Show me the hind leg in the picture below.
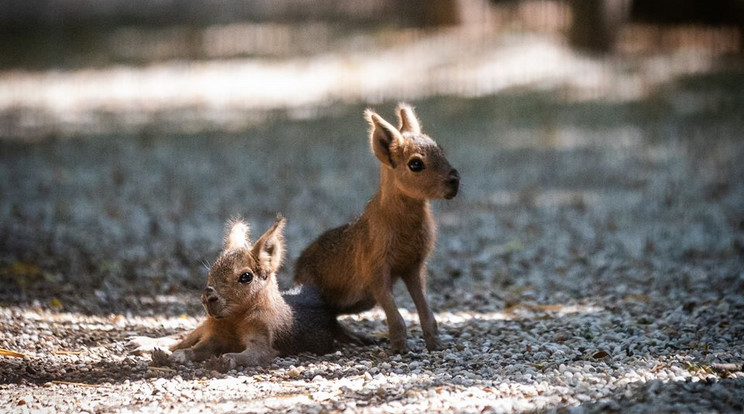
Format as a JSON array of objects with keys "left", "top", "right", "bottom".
[
  {"left": 335, "top": 322, "right": 377, "bottom": 346},
  {"left": 332, "top": 293, "right": 378, "bottom": 346}
]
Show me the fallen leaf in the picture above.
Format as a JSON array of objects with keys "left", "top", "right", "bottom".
[
  {"left": 498, "top": 239, "right": 525, "bottom": 254},
  {"left": 148, "top": 366, "right": 176, "bottom": 373},
  {"left": 710, "top": 363, "right": 743, "bottom": 374},
  {"left": 51, "top": 380, "right": 99, "bottom": 388},
  {"left": 0, "top": 262, "right": 50, "bottom": 290},
  {"left": 51, "top": 350, "right": 82, "bottom": 356},
  {"left": 592, "top": 350, "right": 610, "bottom": 359},
  {"left": 504, "top": 303, "right": 565, "bottom": 314},
  {"left": 0, "top": 262, "right": 42, "bottom": 277},
  {"left": 271, "top": 392, "right": 304, "bottom": 400},
  {"left": 0, "top": 348, "right": 26, "bottom": 358}
]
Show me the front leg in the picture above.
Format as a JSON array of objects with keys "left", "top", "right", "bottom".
[
  {"left": 222, "top": 347, "right": 276, "bottom": 368},
  {"left": 222, "top": 329, "right": 276, "bottom": 367},
  {"left": 168, "top": 324, "right": 229, "bottom": 363},
  {"left": 127, "top": 320, "right": 207, "bottom": 356},
  {"left": 370, "top": 266, "right": 408, "bottom": 353},
  {"left": 402, "top": 264, "right": 441, "bottom": 351},
  {"left": 126, "top": 334, "right": 182, "bottom": 355},
  {"left": 169, "top": 323, "right": 207, "bottom": 351}
]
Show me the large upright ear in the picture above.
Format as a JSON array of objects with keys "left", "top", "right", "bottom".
[
  {"left": 252, "top": 215, "right": 286, "bottom": 274},
  {"left": 365, "top": 109, "right": 403, "bottom": 168},
  {"left": 225, "top": 219, "right": 251, "bottom": 250},
  {"left": 396, "top": 103, "right": 421, "bottom": 134}
]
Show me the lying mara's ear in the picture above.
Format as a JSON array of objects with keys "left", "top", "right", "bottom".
[
  {"left": 252, "top": 215, "right": 286, "bottom": 274},
  {"left": 396, "top": 103, "right": 421, "bottom": 134},
  {"left": 225, "top": 219, "right": 251, "bottom": 250},
  {"left": 365, "top": 109, "right": 402, "bottom": 168}
]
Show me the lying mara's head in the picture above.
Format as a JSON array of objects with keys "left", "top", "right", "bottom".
[
  {"left": 366, "top": 103, "right": 460, "bottom": 200},
  {"left": 201, "top": 216, "right": 285, "bottom": 320}
]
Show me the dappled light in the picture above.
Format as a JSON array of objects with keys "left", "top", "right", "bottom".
[
  {"left": 2, "top": 294, "right": 740, "bottom": 411},
  {"left": 1, "top": 0, "right": 743, "bottom": 412}
]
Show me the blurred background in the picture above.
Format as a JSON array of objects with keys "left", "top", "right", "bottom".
[
  {"left": 1, "top": 0, "right": 743, "bottom": 313},
  {"left": 1, "top": 0, "right": 742, "bottom": 138}
]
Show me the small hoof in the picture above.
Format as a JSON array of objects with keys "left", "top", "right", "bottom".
[
  {"left": 352, "top": 332, "right": 378, "bottom": 346},
  {"left": 425, "top": 339, "right": 443, "bottom": 352},
  {"left": 220, "top": 354, "right": 240, "bottom": 369},
  {"left": 390, "top": 341, "right": 409, "bottom": 354},
  {"left": 337, "top": 325, "right": 378, "bottom": 347},
  {"left": 151, "top": 348, "right": 173, "bottom": 366}
]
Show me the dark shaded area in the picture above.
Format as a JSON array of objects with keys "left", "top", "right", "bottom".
[
  {"left": 632, "top": 0, "right": 744, "bottom": 25},
  {"left": 0, "top": 0, "right": 480, "bottom": 70},
  {"left": 3, "top": 0, "right": 742, "bottom": 70},
  {"left": 579, "top": 378, "right": 744, "bottom": 412}
]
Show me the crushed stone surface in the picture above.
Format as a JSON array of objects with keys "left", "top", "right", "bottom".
[{"left": 1, "top": 90, "right": 743, "bottom": 413}]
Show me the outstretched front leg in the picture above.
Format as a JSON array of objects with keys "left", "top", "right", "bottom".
[
  {"left": 136, "top": 324, "right": 229, "bottom": 364},
  {"left": 221, "top": 327, "right": 276, "bottom": 367},
  {"left": 126, "top": 334, "right": 182, "bottom": 355},
  {"left": 169, "top": 324, "right": 207, "bottom": 351},
  {"left": 126, "top": 323, "right": 206, "bottom": 355}
]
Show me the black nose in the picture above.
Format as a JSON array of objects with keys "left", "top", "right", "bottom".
[
  {"left": 447, "top": 169, "right": 460, "bottom": 187},
  {"left": 203, "top": 286, "right": 218, "bottom": 302}
]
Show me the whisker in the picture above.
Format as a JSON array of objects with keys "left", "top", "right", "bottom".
[{"left": 200, "top": 259, "right": 211, "bottom": 271}]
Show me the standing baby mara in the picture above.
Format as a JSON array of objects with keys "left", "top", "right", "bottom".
[{"left": 295, "top": 103, "right": 460, "bottom": 353}]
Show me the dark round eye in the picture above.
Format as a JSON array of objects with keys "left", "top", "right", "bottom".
[
  {"left": 407, "top": 157, "right": 425, "bottom": 172},
  {"left": 238, "top": 272, "right": 253, "bottom": 284}
]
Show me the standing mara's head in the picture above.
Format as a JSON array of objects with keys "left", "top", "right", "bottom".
[
  {"left": 365, "top": 103, "right": 460, "bottom": 200},
  {"left": 201, "top": 216, "right": 286, "bottom": 320}
]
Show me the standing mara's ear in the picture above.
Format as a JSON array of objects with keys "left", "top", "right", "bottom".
[
  {"left": 251, "top": 215, "right": 286, "bottom": 274},
  {"left": 225, "top": 219, "right": 251, "bottom": 250},
  {"left": 396, "top": 103, "right": 421, "bottom": 134},
  {"left": 365, "top": 109, "right": 403, "bottom": 168}
]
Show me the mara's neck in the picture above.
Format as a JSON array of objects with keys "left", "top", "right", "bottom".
[
  {"left": 367, "top": 167, "right": 429, "bottom": 222},
  {"left": 259, "top": 279, "right": 292, "bottom": 332}
]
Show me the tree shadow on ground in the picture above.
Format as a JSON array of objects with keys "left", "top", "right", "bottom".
[{"left": 573, "top": 377, "right": 744, "bottom": 413}]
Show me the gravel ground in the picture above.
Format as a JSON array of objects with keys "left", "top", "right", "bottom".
[{"left": 1, "top": 74, "right": 744, "bottom": 412}]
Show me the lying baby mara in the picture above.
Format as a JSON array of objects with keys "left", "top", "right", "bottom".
[{"left": 129, "top": 217, "right": 356, "bottom": 367}]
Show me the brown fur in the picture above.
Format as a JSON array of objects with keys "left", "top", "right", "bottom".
[
  {"left": 168, "top": 217, "right": 291, "bottom": 366},
  {"left": 295, "top": 103, "right": 460, "bottom": 353},
  {"left": 130, "top": 216, "right": 345, "bottom": 367}
]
